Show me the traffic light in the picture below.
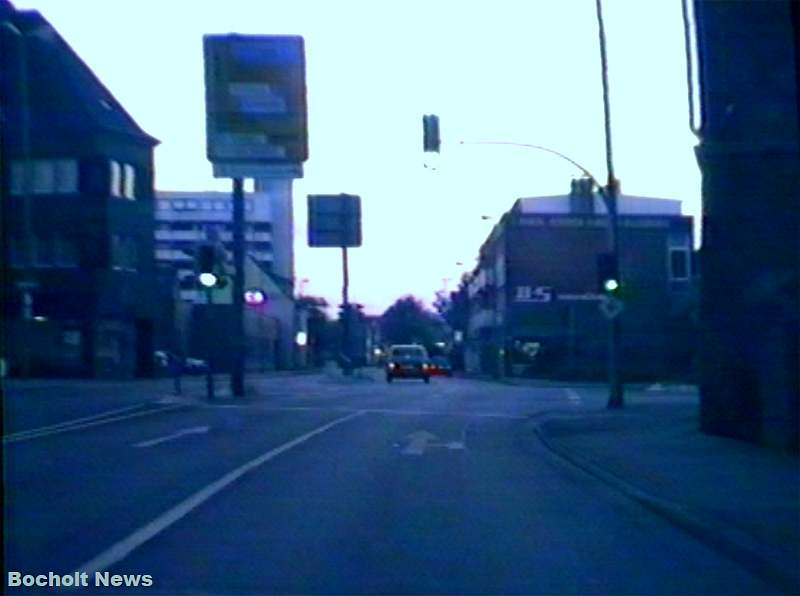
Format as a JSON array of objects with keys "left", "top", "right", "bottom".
[
  {"left": 196, "top": 245, "right": 218, "bottom": 287},
  {"left": 244, "top": 288, "right": 267, "bottom": 306},
  {"left": 195, "top": 244, "right": 229, "bottom": 289},
  {"left": 423, "top": 114, "right": 440, "bottom": 153},
  {"left": 596, "top": 252, "right": 620, "bottom": 294}
]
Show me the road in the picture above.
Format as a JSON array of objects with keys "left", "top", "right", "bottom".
[{"left": 3, "top": 372, "right": 773, "bottom": 595}]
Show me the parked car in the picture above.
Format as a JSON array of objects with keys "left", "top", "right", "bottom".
[
  {"left": 428, "top": 356, "right": 453, "bottom": 377},
  {"left": 153, "top": 350, "right": 170, "bottom": 370},
  {"left": 385, "top": 344, "right": 431, "bottom": 383},
  {"left": 184, "top": 358, "right": 209, "bottom": 374}
]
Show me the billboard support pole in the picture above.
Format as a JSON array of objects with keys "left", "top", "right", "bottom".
[
  {"left": 231, "top": 177, "right": 245, "bottom": 397},
  {"left": 341, "top": 245, "right": 352, "bottom": 376}
]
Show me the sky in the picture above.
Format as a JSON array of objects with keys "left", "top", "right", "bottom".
[{"left": 14, "top": 0, "right": 702, "bottom": 316}]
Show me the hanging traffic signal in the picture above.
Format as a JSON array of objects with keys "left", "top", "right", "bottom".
[
  {"left": 596, "top": 252, "right": 620, "bottom": 294},
  {"left": 423, "top": 114, "right": 440, "bottom": 152}
]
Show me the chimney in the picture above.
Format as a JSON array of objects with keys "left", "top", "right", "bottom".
[{"left": 569, "top": 177, "right": 595, "bottom": 214}]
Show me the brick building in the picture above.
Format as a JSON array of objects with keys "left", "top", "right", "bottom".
[
  {"left": 465, "top": 179, "right": 696, "bottom": 381},
  {"left": 1, "top": 1, "right": 162, "bottom": 378}
]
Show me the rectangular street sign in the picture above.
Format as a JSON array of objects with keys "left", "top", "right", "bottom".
[
  {"left": 204, "top": 35, "right": 308, "bottom": 174},
  {"left": 308, "top": 194, "right": 362, "bottom": 247}
]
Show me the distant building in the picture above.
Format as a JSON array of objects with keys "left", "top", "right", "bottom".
[
  {"left": 154, "top": 185, "right": 298, "bottom": 370},
  {"left": 155, "top": 191, "right": 276, "bottom": 299},
  {"left": 465, "top": 179, "right": 697, "bottom": 381},
  {"left": 0, "top": 1, "right": 162, "bottom": 378}
]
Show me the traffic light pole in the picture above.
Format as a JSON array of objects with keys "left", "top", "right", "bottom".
[
  {"left": 603, "top": 179, "right": 623, "bottom": 408},
  {"left": 596, "top": 0, "right": 624, "bottom": 408},
  {"left": 341, "top": 246, "right": 352, "bottom": 376},
  {"left": 205, "top": 288, "right": 216, "bottom": 401},
  {"left": 231, "top": 177, "right": 245, "bottom": 397}
]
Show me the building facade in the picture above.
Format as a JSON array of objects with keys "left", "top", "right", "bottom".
[
  {"left": 692, "top": 0, "right": 799, "bottom": 449},
  {"left": 465, "top": 180, "right": 697, "bottom": 381},
  {"left": 1, "top": 2, "right": 162, "bottom": 378}
]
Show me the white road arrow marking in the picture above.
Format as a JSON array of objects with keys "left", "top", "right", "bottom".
[
  {"left": 402, "top": 430, "right": 438, "bottom": 455},
  {"left": 133, "top": 426, "right": 210, "bottom": 448},
  {"left": 401, "top": 430, "right": 465, "bottom": 456}
]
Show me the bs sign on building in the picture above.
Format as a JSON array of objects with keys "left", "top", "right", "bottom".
[{"left": 203, "top": 35, "right": 308, "bottom": 178}]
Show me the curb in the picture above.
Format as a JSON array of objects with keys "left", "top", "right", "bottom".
[{"left": 532, "top": 418, "right": 800, "bottom": 595}]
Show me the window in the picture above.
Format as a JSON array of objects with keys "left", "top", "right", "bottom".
[
  {"left": 10, "top": 162, "right": 24, "bottom": 195},
  {"left": 157, "top": 200, "right": 169, "bottom": 210},
  {"left": 55, "top": 237, "right": 79, "bottom": 267},
  {"left": 10, "top": 159, "right": 78, "bottom": 195},
  {"left": 34, "top": 235, "right": 56, "bottom": 267},
  {"left": 668, "top": 231, "right": 691, "bottom": 281},
  {"left": 185, "top": 199, "right": 198, "bottom": 209},
  {"left": 173, "top": 200, "right": 186, "bottom": 209},
  {"left": 32, "top": 161, "right": 56, "bottom": 194},
  {"left": 213, "top": 200, "right": 227, "bottom": 211},
  {"left": 109, "top": 160, "right": 122, "bottom": 196},
  {"left": 8, "top": 235, "right": 23, "bottom": 266},
  {"left": 123, "top": 164, "right": 135, "bottom": 199},
  {"left": 670, "top": 249, "right": 690, "bottom": 280},
  {"left": 111, "top": 235, "right": 138, "bottom": 271}
]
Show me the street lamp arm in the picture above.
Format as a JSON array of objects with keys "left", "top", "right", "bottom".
[{"left": 458, "top": 140, "right": 610, "bottom": 203}]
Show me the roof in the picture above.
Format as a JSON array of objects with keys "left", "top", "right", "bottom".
[
  {"left": 0, "top": 1, "right": 158, "bottom": 146},
  {"left": 515, "top": 194, "right": 683, "bottom": 216}
]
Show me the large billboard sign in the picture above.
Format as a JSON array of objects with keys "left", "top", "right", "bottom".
[
  {"left": 203, "top": 35, "right": 308, "bottom": 174},
  {"left": 308, "top": 194, "right": 362, "bottom": 247}
]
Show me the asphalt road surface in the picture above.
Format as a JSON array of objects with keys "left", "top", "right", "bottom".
[{"left": 3, "top": 373, "right": 774, "bottom": 595}]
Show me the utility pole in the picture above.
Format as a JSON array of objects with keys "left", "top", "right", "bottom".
[
  {"left": 595, "top": 0, "right": 624, "bottom": 408},
  {"left": 231, "top": 177, "right": 245, "bottom": 397}
]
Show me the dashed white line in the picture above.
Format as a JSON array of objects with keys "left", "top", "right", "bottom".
[
  {"left": 74, "top": 410, "right": 366, "bottom": 576},
  {"left": 133, "top": 426, "right": 211, "bottom": 448}
]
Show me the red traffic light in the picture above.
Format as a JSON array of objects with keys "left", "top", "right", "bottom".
[{"left": 244, "top": 289, "right": 267, "bottom": 306}]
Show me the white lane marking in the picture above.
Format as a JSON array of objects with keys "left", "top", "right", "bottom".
[
  {"left": 401, "top": 430, "right": 466, "bottom": 456},
  {"left": 3, "top": 404, "right": 185, "bottom": 444},
  {"left": 247, "top": 405, "right": 527, "bottom": 419},
  {"left": 564, "top": 388, "right": 583, "bottom": 404},
  {"left": 3, "top": 404, "right": 146, "bottom": 441},
  {"left": 74, "top": 410, "right": 366, "bottom": 576},
  {"left": 133, "top": 426, "right": 210, "bottom": 448},
  {"left": 402, "top": 430, "right": 438, "bottom": 455}
]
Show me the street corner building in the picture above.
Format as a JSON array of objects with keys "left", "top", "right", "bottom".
[
  {"left": 462, "top": 179, "right": 697, "bottom": 382},
  {"left": 0, "top": 1, "right": 162, "bottom": 378}
]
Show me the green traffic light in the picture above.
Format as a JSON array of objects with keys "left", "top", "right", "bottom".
[
  {"left": 198, "top": 272, "right": 218, "bottom": 288},
  {"left": 604, "top": 279, "right": 620, "bottom": 292}
]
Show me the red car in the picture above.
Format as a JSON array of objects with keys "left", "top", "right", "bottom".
[{"left": 427, "top": 356, "right": 453, "bottom": 377}]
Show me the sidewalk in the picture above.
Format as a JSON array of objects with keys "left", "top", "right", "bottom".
[{"left": 533, "top": 395, "right": 800, "bottom": 594}]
